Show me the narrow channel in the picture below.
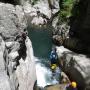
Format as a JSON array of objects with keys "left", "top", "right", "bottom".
[{"left": 28, "top": 26, "right": 61, "bottom": 89}]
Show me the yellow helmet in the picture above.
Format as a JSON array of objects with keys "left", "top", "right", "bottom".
[
  {"left": 51, "top": 66, "right": 55, "bottom": 70},
  {"left": 51, "top": 64, "right": 57, "bottom": 70},
  {"left": 71, "top": 81, "right": 77, "bottom": 88}
]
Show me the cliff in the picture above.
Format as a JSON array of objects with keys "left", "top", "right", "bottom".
[
  {"left": 66, "top": 0, "right": 90, "bottom": 54},
  {"left": 56, "top": 46, "right": 90, "bottom": 90},
  {"left": 0, "top": 2, "right": 36, "bottom": 90}
]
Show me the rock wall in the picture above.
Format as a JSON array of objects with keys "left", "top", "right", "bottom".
[
  {"left": 19, "top": 0, "right": 60, "bottom": 26},
  {"left": 0, "top": 0, "right": 17, "bottom": 5},
  {"left": 68, "top": 0, "right": 90, "bottom": 53},
  {"left": 0, "top": 2, "right": 36, "bottom": 90},
  {"left": 56, "top": 46, "right": 90, "bottom": 90}
]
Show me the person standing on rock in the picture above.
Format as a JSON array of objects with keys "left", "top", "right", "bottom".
[{"left": 50, "top": 47, "right": 58, "bottom": 70}]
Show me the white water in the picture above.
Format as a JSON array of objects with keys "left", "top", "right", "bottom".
[
  {"left": 28, "top": 27, "right": 61, "bottom": 88},
  {"left": 35, "top": 57, "right": 61, "bottom": 88}
]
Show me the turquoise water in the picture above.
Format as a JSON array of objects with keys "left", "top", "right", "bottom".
[
  {"left": 28, "top": 26, "right": 60, "bottom": 88},
  {"left": 28, "top": 26, "right": 52, "bottom": 58}
]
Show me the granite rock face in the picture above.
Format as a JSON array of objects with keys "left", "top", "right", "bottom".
[
  {"left": 0, "top": 3, "right": 27, "bottom": 41},
  {"left": 0, "top": 2, "right": 36, "bottom": 90},
  {"left": 20, "top": 0, "right": 60, "bottom": 26},
  {"left": 56, "top": 46, "right": 90, "bottom": 90}
]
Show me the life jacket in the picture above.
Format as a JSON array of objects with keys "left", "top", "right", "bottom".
[{"left": 50, "top": 51, "right": 57, "bottom": 60}]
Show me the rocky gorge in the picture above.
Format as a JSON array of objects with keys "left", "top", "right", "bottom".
[{"left": 0, "top": 0, "right": 90, "bottom": 90}]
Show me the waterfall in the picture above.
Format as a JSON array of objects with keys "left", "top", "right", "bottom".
[
  {"left": 28, "top": 27, "right": 61, "bottom": 89},
  {"left": 35, "top": 57, "right": 60, "bottom": 88}
]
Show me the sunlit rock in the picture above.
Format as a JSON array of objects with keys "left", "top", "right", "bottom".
[
  {"left": 8, "top": 51, "right": 19, "bottom": 60},
  {"left": 50, "top": 0, "right": 60, "bottom": 14},
  {"left": 5, "top": 42, "right": 14, "bottom": 48},
  {"left": 22, "top": 0, "right": 60, "bottom": 26},
  {"left": 31, "top": 16, "right": 47, "bottom": 25},
  {"left": 16, "top": 37, "right": 36, "bottom": 90},
  {"left": 0, "top": 2, "right": 36, "bottom": 90}
]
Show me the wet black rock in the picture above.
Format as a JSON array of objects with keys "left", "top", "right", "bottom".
[
  {"left": 69, "top": 0, "right": 90, "bottom": 54},
  {"left": 52, "top": 35, "right": 63, "bottom": 46},
  {"left": 0, "top": 0, "right": 17, "bottom": 5}
]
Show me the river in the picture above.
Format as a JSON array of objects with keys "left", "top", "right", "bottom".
[{"left": 28, "top": 26, "right": 60, "bottom": 89}]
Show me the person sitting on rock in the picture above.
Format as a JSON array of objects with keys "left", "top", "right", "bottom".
[{"left": 66, "top": 81, "right": 77, "bottom": 90}]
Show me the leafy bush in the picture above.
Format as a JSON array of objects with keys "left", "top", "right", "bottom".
[{"left": 59, "top": 0, "right": 76, "bottom": 22}]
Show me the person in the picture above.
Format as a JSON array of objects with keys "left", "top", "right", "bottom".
[
  {"left": 66, "top": 81, "right": 77, "bottom": 90},
  {"left": 50, "top": 47, "right": 58, "bottom": 70},
  {"left": 71, "top": 82, "right": 77, "bottom": 90}
]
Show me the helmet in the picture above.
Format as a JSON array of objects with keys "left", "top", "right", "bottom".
[
  {"left": 71, "top": 81, "right": 77, "bottom": 88},
  {"left": 51, "top": 66, "right": 55, "bottom": 70},
  {"left": 51, "top": 64, "right": 57, "bottom": 70}
]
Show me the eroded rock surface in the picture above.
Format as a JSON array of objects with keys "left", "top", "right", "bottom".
[
  {"left": 0, "top": 2, "right": 36, "bottom": 90},
  {"left": 67, "top": 0, "right": 90, "bottom": 53},
  {"left": 56, "top": 46, "right": 90, "bottom": 90},
  {"left": 20, "top": 0, "right": 60, "bottom": 26}
]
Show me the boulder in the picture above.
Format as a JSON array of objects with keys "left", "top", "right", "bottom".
[
  {"left": 56, "top": 46, "right": 90, "bottom": 89},
  {"left": 52, "top": 35, "right": 63, "bottom": 46},
  {"left": 23, "top": 0, "right": 51, "bottom": 26},
  {"left": 22, "top": 0, "right": 60, "bottom": 26},
  {"left": 49, "top": 0, "right": 60, "bottom": 14},
  {"left": 0, "top": 3, "right": 27, "bottom": 41},
  {"left": 16, "top": 37, "right": 36, "bottom": 90},
  {"left": 45, "top": 84, "right": 67, "bottom": 90}
]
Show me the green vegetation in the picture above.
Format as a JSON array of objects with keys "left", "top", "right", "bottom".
[
  {"left": 59, "top": 0, "right": 76, "bottom": 22},
  {"left": 32, "top": 0, "right": 38, "bottom": 5}
]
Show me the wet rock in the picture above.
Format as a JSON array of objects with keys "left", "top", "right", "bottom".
[
  {"left": 63, "top": 38, "right": 87, "bottom": 53},
  {"left": 16, "top": 37, "right": 36, "bottom": 90},
  {"left": 69, "top": 0, "right": 90, "bottom": 53},
  {"left": 49, "top": 0, "right": 60, "bottom": 14},
  {"left": 45, "top": 84, "right": 67, "bottom": 90},
  {"left": 52, "top": 35, "right": 63, "bottom": 46},
  {"left": 8, "top": 51, "right": 19, "bottom": 60},
  {"left": 0, "top": 3, "right": 27, "bottom": 41},
  {"left": 61, "top": 72, "right": 70, "bottom": 84},
  {"left": 5, "top": 42, "right": 14, "bottom": 48},
  {"left": 0, "top": 38, "right": 11, "bottom": 90},
  {"left": 22, "top": 0, "right": 50, "bottom": 26},
  {"left": 52, "top": 16, "right": 59, "bottom": 30},
  {"left": 52, "top": 24, "right": 70, "bottom": 46},
  {"left": 21, "top": 0, "right": 60, "bottom": 26},
  {"left": 0, "top": 72, "right": 11, "bottom": 90},
  {"left": 0, "top": 2, "right": 36, "bottom": 90},
  {"left": 0, "top": 0, "right": 17, "bottom": 5},
  {"left": 52, "top": 16, "right": 70, "bottom": 46},
  {"left": 56, "top": 46, "right": 90, "bottom": 89},
  {"left": 31, "top": 16, "right": 47, "bottom": 25}
]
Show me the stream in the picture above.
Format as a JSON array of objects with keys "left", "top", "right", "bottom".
[{"left": 28, "top": 26, "right": 61, "bottom": 89}]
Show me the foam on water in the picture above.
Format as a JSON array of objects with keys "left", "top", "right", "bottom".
[{"left": 35, "top": 57, "right": 60, "bottom": 88}]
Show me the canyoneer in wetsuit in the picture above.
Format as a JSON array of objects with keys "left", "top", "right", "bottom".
[
  {"left": 50, "top": 47, "right": 58, "bottom": 71},
  {"left": 66, "top": 81, "right": 78, "bottom": 90}
]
